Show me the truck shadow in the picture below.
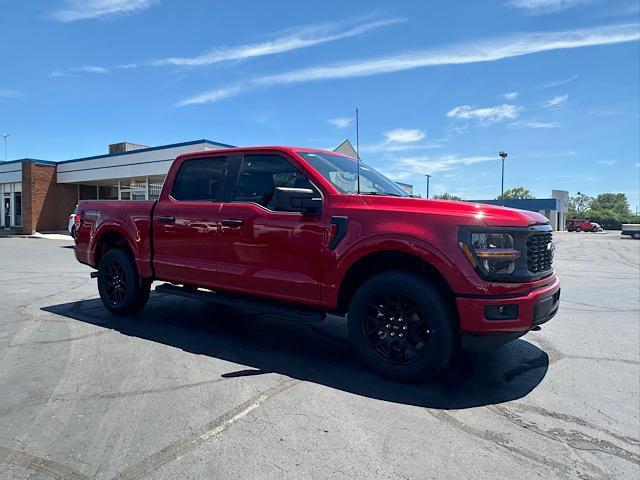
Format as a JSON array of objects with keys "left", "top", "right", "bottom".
[{"left": 41, "top": 292, "right": 549, "bottom": 410}]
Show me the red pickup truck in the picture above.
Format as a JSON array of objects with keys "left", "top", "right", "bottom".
[{"left": 75, "top": 146, "right": 560, "bottom": 381}]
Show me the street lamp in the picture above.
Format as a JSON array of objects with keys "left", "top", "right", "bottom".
[
  {"left": 499, "top": 151, "right": 508, "bottom": 197},
  {"left": 425, "top": 174, "right": 431, "bottom": 199},
  {"left": 2, "top": 134, "right": 9, "bottom": 161}
]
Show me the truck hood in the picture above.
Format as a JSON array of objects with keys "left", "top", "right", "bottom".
[{"left": 359, "top": 196, "right": 550, "bottom": 228}]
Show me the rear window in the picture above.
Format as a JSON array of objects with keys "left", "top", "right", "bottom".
[{"left": 171, "top": 157, "right": 227, "bottom": 201}]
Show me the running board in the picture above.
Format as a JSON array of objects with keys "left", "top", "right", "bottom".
[{"left": 154, "top": 283, "right": 326, "bottom": 323}]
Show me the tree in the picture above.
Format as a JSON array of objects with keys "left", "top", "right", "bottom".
[
  {"left": 568, "top": 192, "right": 593, "bottom": 218},
  {"left": 590, "top": 193, "right": 631, "bottom": 216},
  {"left": 432, "top": 193, "right": 463, "bottom": 201},
  {"left": 497, "top": 187, "right": 534, "bottom": 200}
]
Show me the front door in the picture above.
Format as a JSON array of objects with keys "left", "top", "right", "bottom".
[
  {"left": 215, "top": 153, "right": 326, "bottom": 306},
  {"left": 3, "top": 196, "right": 10, "bottom": 228},
  {"left": 152, "top": 155, "right": 229, "bottom": 289}
]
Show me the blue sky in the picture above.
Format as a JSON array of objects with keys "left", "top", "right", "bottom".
[{"left": 1, "top": 0, "right": 639, "bottom": 207}]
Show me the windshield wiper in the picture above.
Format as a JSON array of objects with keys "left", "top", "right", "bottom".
[
  {"left": 360, "top": 191, "right": 404, "bottom": 197},
  {"left": 360, "top": 192, "right": 404, "bottom": 197}
]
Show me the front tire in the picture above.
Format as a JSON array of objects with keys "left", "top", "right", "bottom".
[
  {"left": 347, "top": 271, "right": 456, "bottom": 382},
  {"left": 575, "top": 226, "right": 582, "bottom": 232},
  {"left": 97, "top": 249, "right": 151, "bottom": 315}
]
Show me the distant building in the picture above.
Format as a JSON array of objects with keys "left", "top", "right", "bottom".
[
  {"left": 333, "top": 139, "right": 359, "bottom": 159},
  {"left": 470, "top": 190, "right": 569, "bottom": 231}
]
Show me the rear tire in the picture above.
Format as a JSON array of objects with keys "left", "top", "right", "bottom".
[
  {"left": 97, "top": 249, "right": 151, "bottom": 315},
  {"left": 633, "top": 232, "right": 640, "bottom": 240},
  {"left": 575, "top": 226, "right": 582, "bottom": 232},
  {"left": 347, "top": 271, "right": 456, "bottom": 382}
]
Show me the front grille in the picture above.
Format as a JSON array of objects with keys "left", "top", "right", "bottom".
[{"left": 526, "top": 232, "right": 553, "bottom": 273}]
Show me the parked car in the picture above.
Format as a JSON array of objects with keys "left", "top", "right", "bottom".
[
  {"left": 67, "top": 205, "right": 79, "bottom": 238},
  {"left": 74, "top": 147, "right": 560, "bottom": 381},
  {"left": 621, "top": 224, "right": 640, "bottom": 239},
  {"left": 567, "top": 218, "right": 602, "bottom": 232}
]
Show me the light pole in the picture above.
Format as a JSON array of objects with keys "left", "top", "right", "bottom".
[
  {"left": 2, "top": 134, "right": 9, "bottom": 161},
  {"left": 425, "top": 174, "right": 431, "bottom": 199},
  {"left": 499, "top": 151, "right": 508, "bottom": 197}
]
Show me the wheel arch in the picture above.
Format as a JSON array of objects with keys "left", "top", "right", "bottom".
[
  {"left": 335, "top": 250, "right": 457, "bottom": 321},
  {"left": 94, "top": 226, "right": 135, "bottom": 267}
]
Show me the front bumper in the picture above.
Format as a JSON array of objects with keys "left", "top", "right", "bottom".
[{"left": 456, "top": 275, "right": 560, "bottom": 352}]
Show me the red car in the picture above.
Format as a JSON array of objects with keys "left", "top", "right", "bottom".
[
  {"left": 74, "top": 147, "right": 560, "bottom": 381},
  {"left": 567, "top": 219, "right": 602, "bottom": 232}
]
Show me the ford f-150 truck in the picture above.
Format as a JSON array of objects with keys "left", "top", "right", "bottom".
[{"left": 74, "top": 146, "right": 560, "bottom": 381}]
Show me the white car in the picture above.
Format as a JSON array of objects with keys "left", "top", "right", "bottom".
[{"left": 67, "top": 205, "right": 78, "bottom": 238}]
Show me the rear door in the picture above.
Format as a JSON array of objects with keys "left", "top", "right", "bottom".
[
  {"left": 215, "top": 153, "right": 326, "bottom": 306},
  {"left": 152, "top": 154, "right": 229, "bottom": 289}
]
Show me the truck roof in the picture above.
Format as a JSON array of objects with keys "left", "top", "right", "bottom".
[{"left": 175, "top": 146, "right": 352, "bottom": 161}]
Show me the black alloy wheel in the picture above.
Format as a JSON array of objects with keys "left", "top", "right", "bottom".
[
  {"left": 363, "top": 292, "right": 433, "bottom": 365},
  {"left": 97, "top": 249, "right": 151, "bottom": 315},
  {"left": 347, "top": 271, "right": 456, "bottom": 382},
  {"left": 103, "top": 259, "right": 128, "bottom": 307}
]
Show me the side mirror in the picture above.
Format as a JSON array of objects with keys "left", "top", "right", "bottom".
[{"left": 272, "top": 187, "right": 322, "bottom": 215}]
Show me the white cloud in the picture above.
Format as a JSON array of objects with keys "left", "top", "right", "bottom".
[
  {"left": 178, "top": 23, "right": 640, "bottom": 106},
  {"left": 360, "top": 128, "right": 443, "bottom": 153},
  {"left": 0, "top": 89, "right": 21, "bottom": 98},
  {"left": 503, "top": 91, "right": 519, "bottom": 100},
  {"left": 327, "top": 117, "right": 354, "bottom": 128},
  {"left": 509, "top": 120, "right": 559, "bottom": 128},
  {"left": 543, "top": 93, "right": 569, "bottom": 107},
  {"left": 51, "top": 0, "right": 159, "bottom": 22},
  {"left": 386, "top": 154, "right": 497, "bottom": 176},
  {"left": 384, "top": 128, "right": 425, "bottom": 143},
  {"left": 506, "top": 0, "right": 591, "bottom": 14},
  {"left": 634, "top": 162, "right": 640, "bottom": 168},
  {"left": 447, "top": 104, "right": 520, "bottom": 123},
  {"left": 539, "top": 74, "right": 579, "bottom": 88},
  {"left": 597, "top": 160, "right": 617, "bottom": 165},
  {"left": 61, "top": 17, "right": 404, "bottom": 74}
]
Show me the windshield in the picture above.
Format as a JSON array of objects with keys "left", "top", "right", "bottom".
[{"left": 297, "top": 151, "right": 409, "bottom": 197}]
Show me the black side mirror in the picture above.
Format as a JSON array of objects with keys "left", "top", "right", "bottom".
[{"left": 272, "top": 187, "right": 322, "bottom": 215}]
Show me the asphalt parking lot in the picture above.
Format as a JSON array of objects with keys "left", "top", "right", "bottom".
[{"left": 0, "top": 232, "right": 638, "bottom": 479}]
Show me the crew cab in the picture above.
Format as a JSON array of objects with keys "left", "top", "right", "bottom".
[{"left": 74, "top": 147, "right": 560, "bottom": 381}]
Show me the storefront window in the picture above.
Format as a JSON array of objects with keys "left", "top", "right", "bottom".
[
  {"left": 14, "top": 192, "right": 21, "bottom": 226},
  {"left": 98, "top": 184, "right": 118, "bottom": 200},
  {"left": 79, "top": 185, "right": 98, "bottom": 200},
  {"left": 149, "top": 177, "right": 164, "bottom": 200},
  {"left": 119, "top": 181, "right": 131, "bottom": 200},
  {"left": 131, "top": 179, "right": 147, "bottom": 200}
]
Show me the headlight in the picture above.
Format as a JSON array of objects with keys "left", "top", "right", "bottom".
[{"left": 463, "top": 233, "right": 521, "bottom": 276}]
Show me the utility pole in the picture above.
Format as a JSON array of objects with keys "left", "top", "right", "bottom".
[
  {"left": 499, "top": 151, "right": 508, "bottom": 197},
  {"left": 425, "top": 174, "right": 431, "bottom": 199},
  {"left": 2, "top": 134, "right": 9, "bottom": 161}
]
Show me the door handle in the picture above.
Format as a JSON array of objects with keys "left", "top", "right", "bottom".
[
  {"left": 221, "top": 219, "right": 243, "bottom": 228},
  {"left": 157, "top": 216, "right": 176, "bottom": 223}
]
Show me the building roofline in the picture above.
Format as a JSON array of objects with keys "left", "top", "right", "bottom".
[
  {"left": 0, "top": 158, "right": 57, "bottom": 166},
  {"left": 56, "top": 139, "right": 236, "bottom": 164}
]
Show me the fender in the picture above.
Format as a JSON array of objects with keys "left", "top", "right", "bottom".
[
  {"left": 91, "top": 218, "right": 153, "bottom": 277},
  {"left": 323, "top": 233, "right": 467, "bottom": 310}
]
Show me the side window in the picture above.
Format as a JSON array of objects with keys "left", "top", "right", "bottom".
[
  {"left": 233, "top": 155, "right": 315, "bottom": 209},
  {"left": 171, "top": 157, "right": 227, "bottom": 201}
]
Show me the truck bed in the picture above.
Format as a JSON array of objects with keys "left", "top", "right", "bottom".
[{"left": 75, "top": 200, "right": 156, "bottom": 276}]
